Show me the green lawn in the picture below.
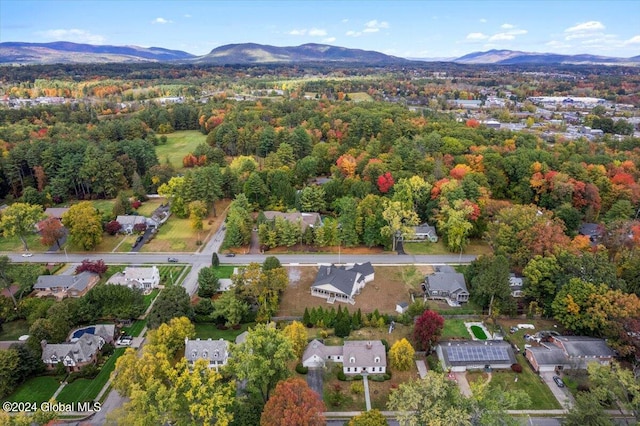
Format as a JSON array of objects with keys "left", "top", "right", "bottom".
[
  {"left": 194, "top": 323, "right": 254, "bottom": 341},
  {"left": 2, "top": 376, "right": 60, "bottom": 404},
  {"left": 348, "top": 92, "right": 374, "bottom": 102},
  {"left": 142, "top": 215, "right": 212, "bottom": 252},
  {"left": 214, "top": 265, "right": 237, "bottom": 278},
  {"left": 56, "top": 348, "right": 126, "bottom": 404},
  {"left": 155, "top": 130, "right": 206, "bottom": 171},
  {"left": 470, "top": 325, "right": 488, "bottom": 340},
  {"left": 485, "top": 355, "right": 561, "bottom": 410},
  {"left": 158, "top": 265, "right": 186, "bottom": 285},
  {"left": 0, "top": 233, "right": 48, "bottom": 252},
  {"left": 0, "top": 320, "right": 30, "bottom": 340},
  {"left": 122, "top": 320, "right": 147, "bottom": 337},
  {"left": 89, "top": 199, "right": 115, "bottom": 216},
  {"left": 403, "top": 239, "right": 492, "bottom": 256},
  {"left": 143, "top": 290, "right": 159, "bottom": 309},
  {"left": 134, "top": 198, "right": 166, "bottom": 216},
  {"left": 442, "top": 319, "right": 470, "bottom": 339}
]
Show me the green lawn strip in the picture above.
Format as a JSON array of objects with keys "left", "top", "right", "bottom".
[
  {"left": 158, "top": 265, "right": 185, "bottom": 285},
  {"left": 214, "top": 265, "right": 236, "bottom": 278},
  {"left": 442, "top": 319, "right": 471, "bottom": 339},
  {"left": 155, "top": 130, "right": 206, "bottom": 171},
  {"left": 470, "top": 325, "right": 488, "bottom": 340},
  {"left": 134, "top": 198, "right": 166, "bottom": 216},
  {"left": 143, "top": 290, "right": 159, "bottom": 309},
  {"left": 487, "top": 355, "right": 561, "bottom": 410},
  {"left": 0, "top": 233, "right": 47, "bottom": 252},
  {"left": 122, "top": 320, "right": 147, "bottom": 337},
  {"left": 55, "top": 348, "right": 126, "bottom": 404},
  {"left": 3, "top": 376, "right": 60, "bottom": 403},
  {"left": 403, "top": 240, "right": 492, "bottom": 256},
  {"left": 194, "top": 322, "right": 254, "bottom": 341},
  {"left": 115, "top": 235, "right": 137, "bottom": 253}
]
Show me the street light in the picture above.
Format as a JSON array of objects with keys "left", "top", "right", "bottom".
[{"left": 337, "top": 224, "right": 342, "bottom": 265}]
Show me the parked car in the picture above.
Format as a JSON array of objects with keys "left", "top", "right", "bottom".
[
  {"left": 225, "top": 253, "right": 236, "bottom": 257},
  {"left": 553, "top": 376, "right": 565, "bottom": 387},
  {"left": 21, "top": 252, "right": 33, "bottom": 257},
  {"left": 168, "top": 257, "right": 179, "bottom": 263}
]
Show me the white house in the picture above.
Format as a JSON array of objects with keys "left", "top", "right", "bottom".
[
  {"left": 302, "top": 339, "right": 387, "bottom": 375},
  {"left": 184, "top": 338, "right": 229, "bottom": 371},
  {"left": 107, "top": 266, "right": 160, "bottom": 293},
  {"left": 311, "top": 263, "right": 374, "bottom": 305},
  {"left": 509, "top": 274, "right": 524, "bottom": 298}
]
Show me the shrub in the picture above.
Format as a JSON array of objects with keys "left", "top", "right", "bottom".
[
  {"left": 385, "top": 370, "right": 392, "bottom": 379},
  {"left": 577, "top": 383, "right": 591, "bottom": 392},
  {"left": 511, "top": 363, "right": 523, "bottom": 373},
  {"left": 370, "top": 375, "right": 386, "bottom": 382},
  {"left": 337, "top": 370, "right": 347, "bottom": 381},
  {"left": 353, "top": 374, "right": 363, "bottom": 381},
  {"left": 350, "top": 382, "right": 364, "bottom": 395},
  {"left": 295, "top": 363, "right": 308, "bottom": 375},
  {"left": 383, "top": 373, "right": 391, "bottom": 380}
]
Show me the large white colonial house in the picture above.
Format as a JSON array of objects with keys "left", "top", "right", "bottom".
[
  {"left": 302, "top": 339, "right": 387, "bottom": 375},
  {"left": 310, "top": 262, "right": 374, "bottom": 305},
  {"left": 184, "top": 338, "right": 230, "bottom": 371},
  {"left": 107, "top": 266, "right": 161, "bottom": 293}
]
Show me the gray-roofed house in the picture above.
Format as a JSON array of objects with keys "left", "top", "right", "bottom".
[
  {"left": 409, "top": 223, "right": 438, "bottom": 242},
  {"left": 302, "top": 339, "right": 386, "bottom": 375},
  {"left": 525, "top": 335, "right": 615, "bottom": 372},
  {"left": 185, "top": 338, "right": 229, "bottom": 371},
  {"left": 107, "top": 266, "right": 160, "bottom": 293},
  {"left": 68, "top": 324, "right": 116, "bottom": 344},
  {"left": 116, "top": 215, "right": 154, "bottom": 234},
  {"left": 36, "top": 207, "right": 70, "bottom": 232},
  {"left": 436, "top": 340, "right": 516, "bottom": 372},
  {"left": 41, "top": 334, "right": 105, "bottom": 372},
  {"left": 509, "top": 274, "right": 524, "bottom": 298},
  {"left": 311, "top": 263, "right": 374, "bottom": 305},
  {"left": 33, "top": 271, "right": 99, "bottom": 299},
  {"left": 260, "top": 211, "right": 322, "bottom": 233},
  {"left": 424, "top": 265, "right": 469, "bottom": 306},
  {"left": 578, "top": 223, "right": 604, "bottom": 243}
]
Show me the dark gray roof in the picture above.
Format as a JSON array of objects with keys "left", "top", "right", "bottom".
[
  {"left": 526, "top": 345, "right": 568, "bottom": 366},
  {"left": 414, "top": 223, "right": 437, "bottom": 236},
  {"left": 349, "top": 262, "right": 374, "bottom": 277},
  {"left": 42, "top": 334, "right": 103, "bottom": 364},
  {"left": 578, "top": 223, "right": 602, "bottom": 237},
  {"left": 554, "top": 336, "right": 615, "bottom": 358},
  {"left": 34, "top": 271, "right": 98, "bottom": 292},
  {"left": 313, "top": 265, "right": 361, "bottom": 296},
  {"left": 426, "top": 271, "right": 468, "bottom": 295},
  {"left": 509, "top": 274, "right": 523, "bottom": 290},
  {"left": 433, "top": 265, "right": 456, "bottom": 274}
]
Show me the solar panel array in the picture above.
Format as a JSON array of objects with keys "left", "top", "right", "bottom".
[{"left": 446, "top": 345, "right": 510, "bottom": 362}]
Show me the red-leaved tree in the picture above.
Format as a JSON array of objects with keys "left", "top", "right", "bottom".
[
  {"left": 75, "top": 259, "right": 108, "bottom": 277},
  {"left": 413, "top": 310, "right": 445, "bottom": 351},
  {"left": 105, "top": 220, "right": 122, "bottom": 235},
  {"left": 376, "top": 172, "right": 395, "bottom": 193},
  {"left": 260, "top": 378, "right": 325, "bottom": 426},
  {"left": 39, "top": 217, "right": 65, "bottom": 248}
]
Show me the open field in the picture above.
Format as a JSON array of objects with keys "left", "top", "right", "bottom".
[
  {"left": 403, "top": 239, "right": 492, "bottom": 256},
  {"left": 2, "top": 376, "right": 60, "bottom": 404},
  {"left": 0, "top": 233, "right": 48, "bottom": 253},
  {"left": 278, "top": 266, "right": 423, "bottom": 316},
  {"left": 56, "top": 348, "right": 126, "bottom": 404},
  {"left": 155, "top": 130, "right": 207, "bottom": 171},
  {"left": 348, "top": 92, "right": 373, "bottom": 102}
]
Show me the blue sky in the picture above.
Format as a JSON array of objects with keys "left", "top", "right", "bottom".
[{"left": 1, "top": 0, "right": 639, "bottom": 58}]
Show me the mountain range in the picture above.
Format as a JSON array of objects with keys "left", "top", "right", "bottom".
[{"left": 1, "top": 41, "right": 639, "bottom": 66}]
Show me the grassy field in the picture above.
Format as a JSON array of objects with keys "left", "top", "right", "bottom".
[
  {"left": 0, "top": 320, "right": 30, "bottom": 340},
  {"left": 2, "top": 376, "right": 60, "bottom": 403},
  {"left": 348, "top": 92, "right": 374, "bottom": 102},
  {"left": 155, "top": 130, "right": 207, "bottom": 171},
  {"left": 89, "top": 199, "right": 115, "bottom": 216},
  {"left": 403, "top": 239, "right": 492, "bottom": 256},
  {"left": 134, "top": 198, "right": 166, "bottom": 216},
  {"left": 468, "top": 354, "right": 562, "bottom": 410},
  {"left": 122, "top": 320, "right": 147, "bottom": 337},
  {"left": 0, "top": 233, "right": 48, "bottom": 252},
  {"left": 442, "top": 319, "right": 471, "bottom": 339},
  {"left": 56, "top": 348, "right": 126, "bottom": 404},
  {"left": 194, "top": 322, "right": 254, "bottom": 341},
  {"left": 214, "top": 265, "right": 237, "bottom": 278},
  {"left": 158, "top": 265, "right": 186, "bottom": 285}
]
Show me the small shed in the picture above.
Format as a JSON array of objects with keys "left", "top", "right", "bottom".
[{"left": 395, "top": 302, "right": 409, "bottom": 314}]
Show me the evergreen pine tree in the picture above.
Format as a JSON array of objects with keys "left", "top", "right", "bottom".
[{"left": 303, "top": 307, "right": 311, "bottom": 327}]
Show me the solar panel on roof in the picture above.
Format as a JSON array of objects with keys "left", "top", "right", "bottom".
[{"left": 446, "top": 345, "right": 510, "bottom": 362}]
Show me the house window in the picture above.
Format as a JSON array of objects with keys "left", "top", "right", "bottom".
[
  {"left": 349, "top": 357, "right": 355, "bottom": 364},
  {"left": 374, "top": 356, "right": 380, "bottom": 363}
]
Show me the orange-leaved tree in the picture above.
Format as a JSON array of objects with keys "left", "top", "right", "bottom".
[{"left": 260, "top": 378, "right": 325, "bottom": 426}]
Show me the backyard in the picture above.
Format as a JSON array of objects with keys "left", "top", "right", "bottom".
[
  {"left": 441, "top": 318, "right": 472, "bottom": 339},
  {"left": 0, "top": 319, "right": 30, "bottom": 341},
  {"left": 194, "top": 322, "right": 254, "bottom": 341}
]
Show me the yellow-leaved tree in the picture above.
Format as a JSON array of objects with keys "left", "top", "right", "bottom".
[{"left": 389, "top": 338, "right": 415, "bottom": 371}]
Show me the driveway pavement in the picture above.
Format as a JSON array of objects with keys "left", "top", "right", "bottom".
[
  {"left": 307, "top": 368, "right": 323, "bottom": 396},
  {"left": 454, "top": 372, "right": 472, "bottom": 397},
  {"left": 540, "top": 372, "right": 574, "bottom": 408}
]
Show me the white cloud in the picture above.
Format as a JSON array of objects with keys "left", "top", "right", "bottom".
[
  {"left": 152, "top": 17, "right": 172, "bottom": 24},
  {"left": 489, "top": 33, "right": 515, "bottom": 42},
  {"left": 363, "top": 28, "right": 379, "bottom": 33},
  {"left": 565, "top": 20, "right": 605, "bottom": 33},
  {"left": 38, "top": 29, "right": 105, "bottom": 44},
  {"left": 323, "top": 37, "right": 336, "bottom": 43},
  {"left": 289, "top": 29, "right": 307, "bottom": 35},
  {"left": 624, "top": 35, "right": 640, "bottom": 45},
  {"left": 308, "top": 28, "right": 327, "bottom": 37},
  {"left": 341, "top": 19, "right": 349, "bottom": 23},
  {"left": 365, "top": 19, "right": 389, "bottom": 30},
  {"left": 479, "top": 18, "right": 487, "bottom": 23},
  {"left": 466, "top": 32, "right": 488, "bottom": 40},
  {"left": 501, "top": 23, "right": 514, "bottom": 29},
  {"left": 346, "top": 30, "right": 361, "bottom": 37},
  {"left": 184, "top": 14, "right": 191, "bottom": 18}
]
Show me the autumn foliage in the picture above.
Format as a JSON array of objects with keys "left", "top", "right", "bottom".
[
  {"left": 377, "top": 172, "right": 394, "bottom": 193},
  {"left": 413, "top": 310, "right": 445, "bottom": 351},
  {"left": 75, "top": 259, "right": 108, "bottom": 276},
  {"left": 182, "top": 153, "right": 207, "bottom": 168},
  {"left": 260, "top": 378, "right": 325, "bottom": 426},
  {"left": 336, "top": 154, "right": 357, "bottom": 178}
]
